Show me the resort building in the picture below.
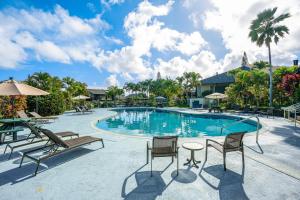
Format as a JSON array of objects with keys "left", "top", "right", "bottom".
[
  {"left": 87, "top": 88, "right": 106, "bottom": 101},
  {"left": 197, "top": 66, "right": 251, "bottom": 97}
]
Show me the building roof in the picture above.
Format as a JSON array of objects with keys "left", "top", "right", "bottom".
[
  {"left": 201, "top": 71, "right": 235, "bottom": 85},
  {"left": 201, "top": 66, "right": 250, "bottom": 85},
  {"left": 87, "top": 88, "right": 106, "bottom": 95}
]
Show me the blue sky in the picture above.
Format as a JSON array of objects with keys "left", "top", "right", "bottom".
[{"left": 0, "top": 0, "right": 299, "bottom": 88}]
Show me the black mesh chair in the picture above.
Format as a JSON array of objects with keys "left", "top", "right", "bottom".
[
  {"left": 147, "top": 136, "right": 179, "bottom": 176},
  {"left": 205, "top": 132, "right": 246, "bottom": 170}
]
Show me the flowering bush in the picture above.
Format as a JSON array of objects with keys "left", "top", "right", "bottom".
[
  {"left": 279, "top": 73, "right": 300, "bottom": 96},
  {"left": 0, "top": 96, "right": 27, "bottom": 118}
]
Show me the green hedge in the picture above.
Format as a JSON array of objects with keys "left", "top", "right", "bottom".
[{"left": 27, "top": 93, "right": 66, "bottom": 116}]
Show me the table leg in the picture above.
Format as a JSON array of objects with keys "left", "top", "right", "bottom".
[
  {"left": 13, "top": 132, "right": 17, "bottom": 141},
  {"left": 184, "top": 150, "right": 201, "bottom": 168}
]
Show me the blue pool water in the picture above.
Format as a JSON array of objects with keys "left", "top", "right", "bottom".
[{"left": 96, "top": 109, "right": 260, "bottom": 137}]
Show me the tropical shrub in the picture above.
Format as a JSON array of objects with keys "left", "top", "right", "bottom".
[
  {"left": 27, "top": 93, "right": 65, "bottom": 116},
  {"left": 0, "top": 96, "right": 27, "bottom": 118},
  {"left": 25, "top": 72, "right": 88, "bottom": 116}
]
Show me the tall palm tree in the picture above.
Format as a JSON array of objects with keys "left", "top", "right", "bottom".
[{"left": 249, "top": 7, "right": 290, "bottom": 106}]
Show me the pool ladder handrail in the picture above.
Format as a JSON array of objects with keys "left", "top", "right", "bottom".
[{"left": 220, "top": 115, "right": 260, "bottom": 143}]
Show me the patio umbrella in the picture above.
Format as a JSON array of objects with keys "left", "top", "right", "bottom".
[
  {"left": 72, "top": 95, "right": 90, "bottom": 107},
  {"left": 155, "top": 96, "right": 166, "bottom": 100},
  {"left": 0, "top": 77, "right": 49, "bottom": 116},
  {"left": 72, "top": 95, "right": 90, "bottom": 100},
  {"left": 0, "top": 78, "right": 49, "bottom": 96},
  {"left": 205, "top": 92, "right": 227, "bottom": 106}
]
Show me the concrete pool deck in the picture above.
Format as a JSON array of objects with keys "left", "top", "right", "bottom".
[{"left": 0, "top": 108, "right": 299, "bottom": 200}]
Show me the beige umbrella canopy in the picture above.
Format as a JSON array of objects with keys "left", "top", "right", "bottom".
[
  {"left": 205, "top": 92, "right": 227, "bottom": 99},
  {"left": 72, "top": 95, "right": 90, "bottom": 100},
  {"left": 205, "top": 92, "right": 227, "bottom": 106},
  {"left": 0, "top": 78, "right": 49, "bottom": 96},
  {"left": 0, "top": 78, "right": 49, "bottom": 117}
]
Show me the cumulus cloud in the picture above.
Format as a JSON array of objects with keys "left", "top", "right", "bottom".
[
  {"left": 101, "top": 0, "right": 125, "bottom": 9},
  {"left": 98, "top": 0, "right": 209, "bottom": 81},
  {"left": 4, "top": 0, "right": 299, "bottom": 86},
  {"left": 200, "top": 0, "right": 300, "bottom": 69},
  {"left": 106, "top": 74, "right": 119, "bottom": 86},
  {"left": 0, "top": 5, "right": 109, "bottom": 68},
  {"left": 154, "top": 50, "right": 222, "bottom": 79},
  {"left": 124, "top": 0, "right": 206, "bottom": 57}
]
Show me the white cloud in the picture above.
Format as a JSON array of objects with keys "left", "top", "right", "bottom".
[
  {"left": 201, "top": 0, "right": 300, "bottom": 68},
  {"left": 101, "top": 0, "right": 125, "bottom": 9},
  {"left": 154, "top": 50, "right": 222, "bottom": 79},
  {"left": 0, "top": 5, "right": 109, "bottom": 68},
  {"left": 97, "top": 0, "right": 209, "bottom": 81},
  {"left": 124, "top": 0, "right": 207, "bottom": 57},
  {"left": 106, "top": 74, "right": 119, "bottom": 86}
]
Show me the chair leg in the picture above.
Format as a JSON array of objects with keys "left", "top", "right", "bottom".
[
  {"left": 4, "top": 144, "right": 8, "bottom": 154},
  {"left": 101, "top": 140, "right": 104, "bottom": 148},
  {"left": 177, "top": 153, "right": 179, "bottom": 176},
  {"left": 223, "top": 152, "right": 226, "bottom": 171},
  {"left": 242, "top": 148, "right": 245, "bottom": 169},
  {"left": 34, "top": 160, "right": 41, "bottom": 176},
  {"left": 8, "top": 147, "right": 14, "bottom": 160},
  {"left": 146, "top": 148, "right": 149, "bottom": 164},
  {"left": 172, "top": 156, "right": 174, "bottom": 163},
  {"left": 150, "top": 156, "right": 153, "bottom": 177},
  {"left": 205, "top": 145, "right": 208, "bottom": 162},
  {"left": 19, "top": 154, "right": 25, "bottom": 168}
]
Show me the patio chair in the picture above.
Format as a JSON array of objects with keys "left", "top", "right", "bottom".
[
  {"left": 19, "top": 128, "right": 104, "bottom": 175},
  {"left": 205, "top": 132, "right": 246, "bottom": 171},
  {"left": 146, "top": 136, "right": 179, "bottom": 176},
  {"left": 17, "top": 110, "right": 49, "bottom": 124},
  {"left": 28, "top": 111, "right": 58, "bottom": 120},
  {"left": 4, "top": 122, "right": 79, "bottom": 159}
]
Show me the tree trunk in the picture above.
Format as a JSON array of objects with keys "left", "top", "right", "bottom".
[{"left": 268, "top": 44, "right": 273, "bottom": 107}]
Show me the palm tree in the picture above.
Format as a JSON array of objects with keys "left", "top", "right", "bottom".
[
  {"left": 249, "top": 7, "right": 290, "bottom": 106},
  {"left": 182, "top": 72, "right": 201, "bottom": 98},
  {"left": 189, "top": 72, "right": 202, "bottom": 97},
  {"left": 107, "top": 86, "right": 124, "bottom": 106}
]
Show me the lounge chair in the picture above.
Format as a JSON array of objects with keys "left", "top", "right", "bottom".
[
  {"left": 205, "top": 132, "right": 246, "bottom": 170},
  {"left": 17, "top": 110, "right": 49, "bottom": 124},
  {"left": 258, "top": 107, "right": 274, "bottom": 118},
  {"left": 4, "top": 122, "right": 79, "bottom": 159},
  {"left": 146, "top": 136, "right": 179, "bottom": 176},
  {"left": 19, "top": 128, "right": 104, "bottom": 175},
  {"left": 28, "top": 112, "right": 58, "bottom": 120},
  {"left": 80, "top": 105, "right": 93, "bottom": 112},
  {"left": 74, "top": 106, "right": 82, "bottom": 112}
]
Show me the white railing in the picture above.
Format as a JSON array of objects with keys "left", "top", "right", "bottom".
[
  {"left": 282, "top": 103, "right": 300, "bottom": 127},
  {"left": 220, "top": 115, "right": 261, "bottom": 143}
]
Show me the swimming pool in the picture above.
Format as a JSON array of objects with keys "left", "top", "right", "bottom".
[{"left": 96, "top": 108, "right": 261, "bottom": 137}]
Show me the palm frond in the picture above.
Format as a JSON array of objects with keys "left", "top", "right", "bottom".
[
  {"left": 249, "top": 7, "right": 290, "bottom": 48},
  {"left": 274, "top": 13, "right": 291, "bottom": 23},
  {"left": 274, "top": 25, "right": 289, "bottom": 34}
]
